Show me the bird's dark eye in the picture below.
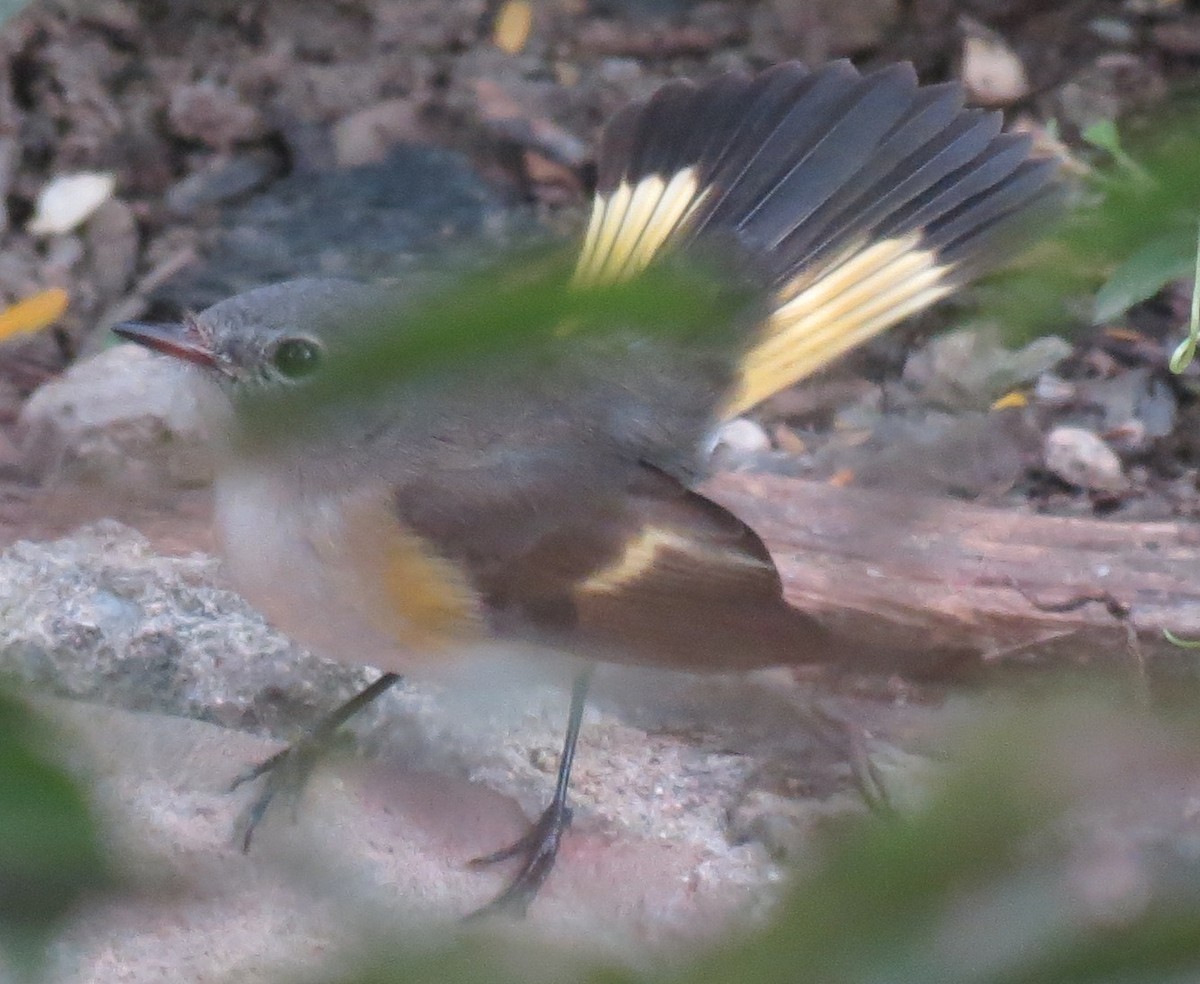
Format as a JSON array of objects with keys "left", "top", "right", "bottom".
[{"left": 271, "top": 337, "right": 322, "bottom": 378}]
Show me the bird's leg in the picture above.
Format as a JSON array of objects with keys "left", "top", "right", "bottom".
[
  {"left": 466, "top": 666, "right": 594, "bottom": 919},
  {"left": 230, "top": 672, "right": 402, "bottom": 850}
]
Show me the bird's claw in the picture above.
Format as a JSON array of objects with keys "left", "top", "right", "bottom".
[
  {"left": 464, "top": 800, "right": 574, "bottom": 919},
  {"left": 230, "top": 734, "right": 331, "bottom": 851}
]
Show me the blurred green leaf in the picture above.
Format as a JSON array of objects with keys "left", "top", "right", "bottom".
[
  {"left": 1163, "top": 629, "right": 1200, "bottom": 649},
  {"left": 285, "top": 697, "right": 1200, "bottom": 984},
  {"left": 1081, "top": 119, "right": 1122, "bottom": 157},
  {"left": 1167, "top": 221, "right": 1200, "bottom": 375},
  {"left": 1093, "top": 228, "right": 1197, "bottom": 324},
  {"left": 1081, "top": 119, "right": 1152, "bottom": 184},
  {"left": 236, "top": 245, "right": 754, "bottom": 449},
  {"left": 0, "top": 690, "right": 109, "bottom": 977},
  {"left": 985, "top": 99, "right": 1200, "bottom": 338}
]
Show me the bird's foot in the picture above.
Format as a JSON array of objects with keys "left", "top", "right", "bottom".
[
  {"left": 228, "top": 730, "right": 342, "bottom": 851},
  {"left": 227, "top": 673, "right": 402, "bottom": 851},
  {"left": 464, "top": 798, "right": 574, "bottom": 919}
]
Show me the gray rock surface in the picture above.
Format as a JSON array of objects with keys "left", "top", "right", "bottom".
[
  {"left": 37, "top": 700, "right": 772, "bottom": 984},
  {"left": 0, "top": 522, "right": 873, "bottom": 981},
  {"left": 18, "top": 346, "right": 214, "bottom": 491}
]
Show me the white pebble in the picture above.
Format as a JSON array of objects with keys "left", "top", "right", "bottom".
[
  {"left": 709, "top": 418, "right": 771, "bottom": 456},
  {"left": 27, "top": 172, "right": 117, "bottom": 236},
  {"left": 1044, "top": 426, "right": 1127, "bottom": 493},
  {"left": 962, "top": 28, "right": 1031, "bottom": 107}
]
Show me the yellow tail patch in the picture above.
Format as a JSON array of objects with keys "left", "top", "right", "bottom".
[
  {"left": 572, "top": 175, "right": 960, "bottom": 420},
  {"left": 722, "top": 234, "right": 956, "bottom": 417},
  {"left": 573, "top": 169, "right": 706, "bottom": 287},
  {"left": 576, "top": 524, "right": 770, "bottom": 597}
]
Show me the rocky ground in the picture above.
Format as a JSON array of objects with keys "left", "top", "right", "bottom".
[{"left": 4, "top": 0, "right": 1200, "bottom": 981}]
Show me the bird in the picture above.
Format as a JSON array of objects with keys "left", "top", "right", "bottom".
[{"left": 114, "top": 59, "right": 1061, "bottom": 917}]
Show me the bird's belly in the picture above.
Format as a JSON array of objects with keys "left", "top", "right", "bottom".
[{"left": 212, "top": 468, "right": 482, "bottom": 676}]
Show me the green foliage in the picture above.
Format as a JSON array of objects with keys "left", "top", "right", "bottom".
[
  {"left": 286, "top": 699, "right": 1200, "bottom": 984},
  {"left": 979, "top": 102, "right": 1200, "bottom": 339},
  {"left": 236, "top": 246, "right": 753, "bottom": 449},
  {"left": 1165, "top": 222, "right": 1200, "bottom": 375},
  {"left": 1093, "top": 227, "right": 1196, "bottom": 326},
  {"left": 0, "top": 690, "right": 110, "bottom": 977}
]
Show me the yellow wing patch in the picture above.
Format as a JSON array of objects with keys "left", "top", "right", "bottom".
[
  {"left": 722, "top": 233, "right": 955, "bottom": 417},
  {"left": 577, "top": 525, "right": 770, "bottom": 596},
  {"left": 573, "top": 169, "right": 706, "bottom": 287}
]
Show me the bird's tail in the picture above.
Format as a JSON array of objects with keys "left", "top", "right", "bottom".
[{"left": 573, "top": 61, "right": 1060, "bottom": 418}]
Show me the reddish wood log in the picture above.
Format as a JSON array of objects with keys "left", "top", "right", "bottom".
[
  {"left": 703, "top": 472, "right": 1200, "bottom": 678},
  {"left": 7, "top": 473, "right": 1200, "bottom": 680}
]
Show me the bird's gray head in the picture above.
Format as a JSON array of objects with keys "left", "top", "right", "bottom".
[{"left": 115, "top": 278, "right": 386, "bottom": 390}]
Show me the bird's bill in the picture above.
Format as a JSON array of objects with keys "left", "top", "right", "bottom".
[{"left": 113, "top": 319, "right": 218, "bottom": 370}]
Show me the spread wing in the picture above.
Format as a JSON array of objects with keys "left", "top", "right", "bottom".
[{"left": 576, "top": 60, "right": 1060, "bottom": 418}]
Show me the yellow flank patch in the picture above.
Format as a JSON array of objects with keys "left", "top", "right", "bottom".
[
  {"left": 573, "top": 169, "right": 704, "bottom": 286},
  {"left": 577, "top": 525, "right": 768, "bottom": 596},
  {"left": 722, "top": 235, "right": 954, "bottom": 417},
  {"left": 339, "top": 493, "right": 482, "bottom": 651}
]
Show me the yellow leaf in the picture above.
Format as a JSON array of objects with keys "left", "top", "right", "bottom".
[
  {"left": 990, "top": 390, "right": 1028, "bottom": 411},
  {"left": 0, "top": 288, "right": 69, "bottom": 343},
  {"left": 493, "top": 0, "right": 533, "bottom": 54}
]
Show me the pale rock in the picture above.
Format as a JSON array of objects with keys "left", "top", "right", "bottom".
[
  {"left": 904, "top": 328, "right": 1071, "bottom": 410},
  {"left": 333, "top": 99, "right": 423, "bottom": 169},
  {"left": 168, "top": 83, "right": 268, "bottom": 150},
  {"left": 1043, "top": 426, "right": 1128, "bottom": 493},
  {"left": 19, "top": 344, "right": 213, "bottom": 490},
  {"left": 710, "top": 418, "right": 771, "bottom": 456},
  {"left": 961, "top": 21, "right": 1031, "bottom": 107},
  {"left": 27, "top": 172, "right": 116, "bottom": 236}
]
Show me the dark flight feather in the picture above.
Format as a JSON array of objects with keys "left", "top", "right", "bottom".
[{"left": 574, "top": 59, "right": 1061, "bottom": 415}]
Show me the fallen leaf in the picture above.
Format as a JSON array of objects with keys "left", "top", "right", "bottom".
[
  {"left": 991, "top": 390, "right": 1029, "bottom": 411},
  {"left": 493, "top": 0, "right": 533, "bottom": 54},
  {"left": 27, "top": 173, "right": 116, "bottom": 236},
  {"left": 0, "top": 288, "right": 69, "bottom": 344}
]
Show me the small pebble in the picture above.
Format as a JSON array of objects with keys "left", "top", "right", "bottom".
[
  {"left": 1088, "top": 17, "right": 1136, "bottom": 45},
  {"left": 961, "top": 24, "right": 1031, "bottom": 107},
  {"left": 165, "top": 153, "right": 278, "bottom": 216},
  {"left": 1044, "top": 426, "right": 1128, "bottom": 493},
  {"left": 27, "top": 172, "right": 116, "bottom": 236},
  {"left": 1034, "top": 373, "right": 1076, "bottom": 407},
  {"left": 709, "top": 418, "right": 771, "bottom": 457}
]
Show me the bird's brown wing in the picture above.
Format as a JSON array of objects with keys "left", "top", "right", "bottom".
[{"left": 391, "top": 459, "right": 840, "bottom": 672}]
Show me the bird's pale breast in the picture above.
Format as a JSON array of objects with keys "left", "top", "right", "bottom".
[{"left": 213, "top": 462, "right": 484, "bottom": 675}]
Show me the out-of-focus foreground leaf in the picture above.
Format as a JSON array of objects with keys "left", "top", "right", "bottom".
[
  {"left": 976, "top": 100, "right": 1200, "bottom": 339},
  {"left": 289, "top": 695, "right": 1200, "bottom": 984},
  {"left": 1093, "top": 228, "right": 1197, "bottom": 325},
  {"left": 0, "top": 690, "right": 109, "bottom": 977},
  {"left": 236, "top": 245, "right": 754, "bottom": 450}
]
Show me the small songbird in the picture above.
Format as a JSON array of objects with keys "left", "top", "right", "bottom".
[{"left": 115, "top": 60, "right": 1060, "bottom": 915}]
